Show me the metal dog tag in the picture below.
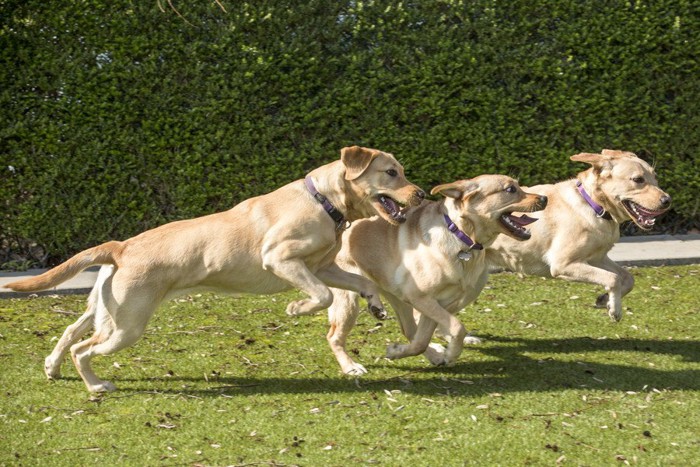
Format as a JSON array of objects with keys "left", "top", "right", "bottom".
[{"left": 457, "top": 250, "right": 472, "bottom": 261}]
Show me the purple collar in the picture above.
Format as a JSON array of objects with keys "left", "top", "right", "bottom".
[
  {"left": 305, "top": 176, "right": 347, "bottom": 229},
  {"left": 576, "top": 181, "right": 612, "bottom": 220},
  {"left": 443, "top": 214, "right": 483, "bottom": 250}
]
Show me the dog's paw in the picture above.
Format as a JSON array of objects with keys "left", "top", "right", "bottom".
[
  {"left": 362, "top": 294, "right": 387, "bottom": 320},
  {"left": 428, "top": 342, "right": 460, "bottom": 366},
  {"left": 368, "top": 304, "right": 388, "bottom": 320},
  {"left": 285, "top": 300, "right": 316, "bottom": 316},
  {"left": 386, "top": 343, "right": 407, "bottom": 359},
  {"left": 595, "top": 293, "right": 609, "bottom": 309},
  {"left": 88, "top": 380, "right": 117, "bottom": 393},
  {"left": 606, "top": 296, "right": 623, "bottom": 322},
  {"left": 608, "top": 307, "right": 623, "bottom": 322},
  {"left": 424, "top": 343, "right": 447, "bottom": 366},
  {"left": 285, "top": 303, "right": 300, "bottom": 316},
  {"left": 45, "top": 370, "right": 61, "bottom": 380},
  {"left": 463, "top": 334, "right": 482, "bottom": 345},
  {"left": 343, "top": 363, "right": 368, "bottom": 376},
  {"left": 44, "top": 357, "right": 61, "bottom": 380}
]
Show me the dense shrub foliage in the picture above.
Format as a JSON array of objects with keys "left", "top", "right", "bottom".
[{"left": 1, "top": 0, "right": 698, "bottom": 267}]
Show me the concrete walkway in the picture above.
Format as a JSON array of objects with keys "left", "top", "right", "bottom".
[
  {"left": 610, "top": 234, "right": 700, "bottom": 266},
  {"left": 1, "top": 235, "right": 699, "bottom": 298}
]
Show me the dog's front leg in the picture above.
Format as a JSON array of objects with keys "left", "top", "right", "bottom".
[
  {"left": 592, "top": 257, "right": 634, "bottom": 319},
  {"left": 262, "top": 237, "right": 341, "bottom": 315},
  {"left": 385, "top": 299, "right": 450, "bottom": 365},
  {"left": 388, "top": 297, "right": 467, "bottom": 364},
  {"left": 265, "top": 257, "right": 335, "bottom": 315},
  {"left": 386, "top": 313, "right": 439, "bottom": 360},
  {"left": 316, "top": 264, "right": 387, "bottom": 319},
  {"left": 550, "top": 261, "right": 624, "bottom": 321},
  {"left": 386, "top": 294, "right": 418, "bottom": 340},
  {"left": 385, "top": 313, "right": 459, "bottom": 366}
]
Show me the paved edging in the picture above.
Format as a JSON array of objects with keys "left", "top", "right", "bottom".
[
  {"left": 609, "top": 234, "right": 700, "bottom": 267},
  {"left": 0, "top": 267, "right": 100, "bottom": 298}
]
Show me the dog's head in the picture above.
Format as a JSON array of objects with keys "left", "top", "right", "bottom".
[
  {"left": 571, "top": 150, "right": 671, "bottom": 230},
  {"left": 342, "top": 146, "right": 425, "bottom": 225},
  {"left": 431, "top": 175, "right": 548, "bottom": 244}
]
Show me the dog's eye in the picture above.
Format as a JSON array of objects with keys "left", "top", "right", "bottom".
[
  {"left": 505, "top": 186, "right": 517, "bottom": 194},
  {"left": 385, "top": 169, "right": 398, "bottom": 177},
  {"left": 632, "top": 176, "right": 645, "bottom": 184}
]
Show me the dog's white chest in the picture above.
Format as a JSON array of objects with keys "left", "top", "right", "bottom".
[{"left": 432, "top": 257, "right": 489, "bottom": 311}]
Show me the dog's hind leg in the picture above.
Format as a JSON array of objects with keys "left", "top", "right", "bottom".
[
  {"left": 327, "top": 288, "right": 366, "bottom": 375},
  {"left": 71, "top": 277, "right": 160, "bottom": 392},
  {"left": 45, "top": 266, "right": 114, "bottom": 379},
  {"left": 71, "top": 326, "right": 145, "bottom": 393},
  {"left": 71, "top": 311, "right": 152, "bottom": 392},
  {"left": 46, "top": 307, "right": 94, "bottom": 379}
]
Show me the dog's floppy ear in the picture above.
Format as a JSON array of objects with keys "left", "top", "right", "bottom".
[
  {"left": 342, "top": 146, "right": 378, "bottom": 181},
  {"left": 431, "top": 180, "right": 480, "bottom": 200},
  {"left": 570, "top": 152, "right": 606, "bottom": 166},
  {"left": 601, "top": 149, "right": 637, "bottom": 159},
  {"left": 571, "top": 149, "right": 637, "bottom": 166}
]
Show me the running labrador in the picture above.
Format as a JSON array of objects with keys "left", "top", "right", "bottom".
[
  {"left": 4, "top": 146, "right": 425, "bottom": 392},
  {"left": 325, "top": 175, "right": 547, "bottom": 375},
  {"left": 486, "top": 149, "right": 671, "bottom": 321}
]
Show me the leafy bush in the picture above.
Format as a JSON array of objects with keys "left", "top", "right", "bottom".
[{"left": 1, "top": 0, "right": 698, "bottom": 267}]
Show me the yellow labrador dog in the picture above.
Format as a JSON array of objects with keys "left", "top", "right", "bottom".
[
  {"left": 324, "top": 175, "right": 547, "bottom": 375},
  {"left": 487, "top": 149, "right": 671, "bottom": 321},
  {"left": 4, "top": 146, "right": 425, "bottom": 392}
]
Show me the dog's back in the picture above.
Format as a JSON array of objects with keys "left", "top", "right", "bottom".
[{"left": 486, "top": 179, "right": 619, "bottom": 277}]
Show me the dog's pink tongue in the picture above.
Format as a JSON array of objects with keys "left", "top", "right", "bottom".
[
  {"left": 510, "top": 214, "right": 538, "bottom": 226},
  {"left": 381, "top": 196, "right": 399, "bottom": 215}
]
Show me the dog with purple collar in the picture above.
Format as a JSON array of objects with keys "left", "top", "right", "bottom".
[
  {"left": 5, "top": 146, "right": 425, "bottom": 392},
  {"left": 487, "top": 149, "right": 671, "bottom": 322},
  {"left": 324, "top": 175, "right": 547, "bottom": 374}
]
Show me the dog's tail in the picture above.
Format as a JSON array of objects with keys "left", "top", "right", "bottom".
[{"left": 4, "top": 241, "right": 123, "bottom": 292}]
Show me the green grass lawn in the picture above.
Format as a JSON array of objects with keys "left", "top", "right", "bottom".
[{"left": 1, "top": 265, "right": 698, "bottom": 466}]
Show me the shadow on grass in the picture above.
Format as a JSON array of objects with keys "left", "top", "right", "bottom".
[{"left": 105, "top": 336, "right": 700, "bottom": 398}]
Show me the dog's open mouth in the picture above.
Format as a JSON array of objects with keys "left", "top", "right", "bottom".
[
  {"left": 378, "top": 195, "right": 409, "bottom": 223},
  {"left": 622, "top": 200, "right": 667, "bottom": 230},
  {"left": 500, "top": 213, "right": 538, "bottom": 240}
]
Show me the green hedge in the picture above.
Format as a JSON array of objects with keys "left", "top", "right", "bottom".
[{"left": 1, "top": 0, "right": 698, "bottom": 267}]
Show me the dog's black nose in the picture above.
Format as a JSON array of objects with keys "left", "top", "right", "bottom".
[
  {"left": 660, "top": 195, "right": 671, "bottom": 208},
  {"left": 417, "top": 190, "right": 426, "bottom": 200}
]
